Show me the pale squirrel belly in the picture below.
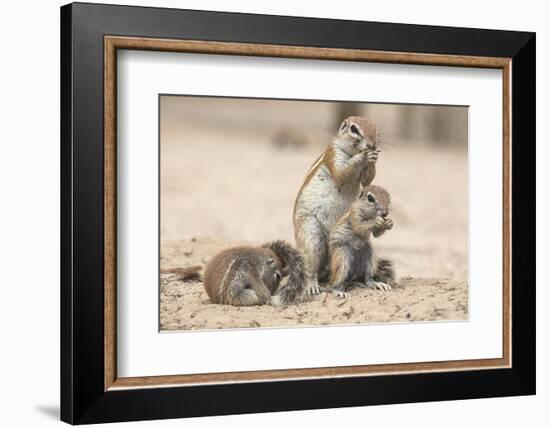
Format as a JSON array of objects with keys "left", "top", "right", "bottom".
[{"left": 297, "top": 164, "right": 358, "bottom": 231}]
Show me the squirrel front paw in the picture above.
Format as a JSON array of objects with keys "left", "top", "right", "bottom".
[
  {"left": 374, "top": 215, "right": 386, "bottom": 231},
  {"left": 374, "top": 215, "right": 393, "bottom": 232},
  {"left": 366, "top": 149, "right": 379, "bottom": 164},
  {"left": 352, "top": 150, "right": 368, "bottom": 164}
]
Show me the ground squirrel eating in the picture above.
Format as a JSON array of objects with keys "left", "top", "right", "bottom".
[
  {"left": 293, "top": 116, "right": 380, "bottom": 295},
  {"left": 203, "top": 240, "right": 306, "bottom": 306},
  {"left": 328, "top": 185, "right": 395, "bottom": 297}
]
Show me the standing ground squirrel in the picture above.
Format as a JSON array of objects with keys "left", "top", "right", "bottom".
[
  {"left": 203, "top": 240, "right": 306, "bottom": 306},
  {"left": 293, "top": 116, "right": 380, "bottom": 295},
  {"left": 328, "top": 185, "right": 395, "bottom": 297}
]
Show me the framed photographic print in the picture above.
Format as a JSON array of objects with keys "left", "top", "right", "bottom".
[{"left": 60, "top": 2, "right": 536, "bottom": 424}]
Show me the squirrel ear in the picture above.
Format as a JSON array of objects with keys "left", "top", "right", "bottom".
[
  {"left": 359, "top": 189, "right": 365, "bottom": 198},
  {"left": 340, "top": 120, "right": 348, "bottom": 131}
]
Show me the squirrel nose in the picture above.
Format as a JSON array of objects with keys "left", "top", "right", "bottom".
[{"left": 379, "top": 208, "right": 388, "bottom": 217}]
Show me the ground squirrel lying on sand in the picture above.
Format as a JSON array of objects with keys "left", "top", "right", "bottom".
[
  {"left": 293, "top": 116, "right": 380, "bottom": 295},
  {"left": 328, "top": 185, "right": 395, "bottom": 297},
  {"left": 203, "top": 240, "right": 306, "bottom": 306}
]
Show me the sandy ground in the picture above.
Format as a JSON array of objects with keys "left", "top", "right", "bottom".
[
  {"left": 160, "top": 128, "right": 468, "bottom": 331},
  {"left": 160, "top": 239, "right": 468, "bottom": 331}
]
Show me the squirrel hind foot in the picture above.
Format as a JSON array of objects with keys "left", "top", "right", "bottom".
[
  {"left": 366, "top": 281, "right": 392, "bottom": 291},
  {"left": 304, "top": 281, "right": 321, "bottom": 296},
  {"left": 334, "top": 290, "right": 350, "bottom": 299}
]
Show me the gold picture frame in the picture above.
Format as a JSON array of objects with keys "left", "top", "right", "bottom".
[{"left": 103, "top": 36, "right": 512, "bottom": 391}]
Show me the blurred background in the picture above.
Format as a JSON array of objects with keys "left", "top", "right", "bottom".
[
  {"left": 160, "top": 96, "right": 468, "bottom": 280},
  {"left": 161, "top": 96, "right": 468, "bottom": 148}
]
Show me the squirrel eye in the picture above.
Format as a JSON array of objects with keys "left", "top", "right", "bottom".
[
  {"left": 350, "top": 124, "right": 360, "bottom": 135},
  {"left": 367, "top": 193, "right": 375, "bottom": 203}
]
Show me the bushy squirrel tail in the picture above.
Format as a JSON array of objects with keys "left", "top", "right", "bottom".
[
  {"left": 373, "top": 258, "right": 396, "bottom": 285},
  {"left": 262, "top": 240, "right": 306, "bottom": 305}
]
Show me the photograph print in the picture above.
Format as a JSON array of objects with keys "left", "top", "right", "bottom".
[{"left": 159, "top": 95, "right": 468, "bottom": 332}]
